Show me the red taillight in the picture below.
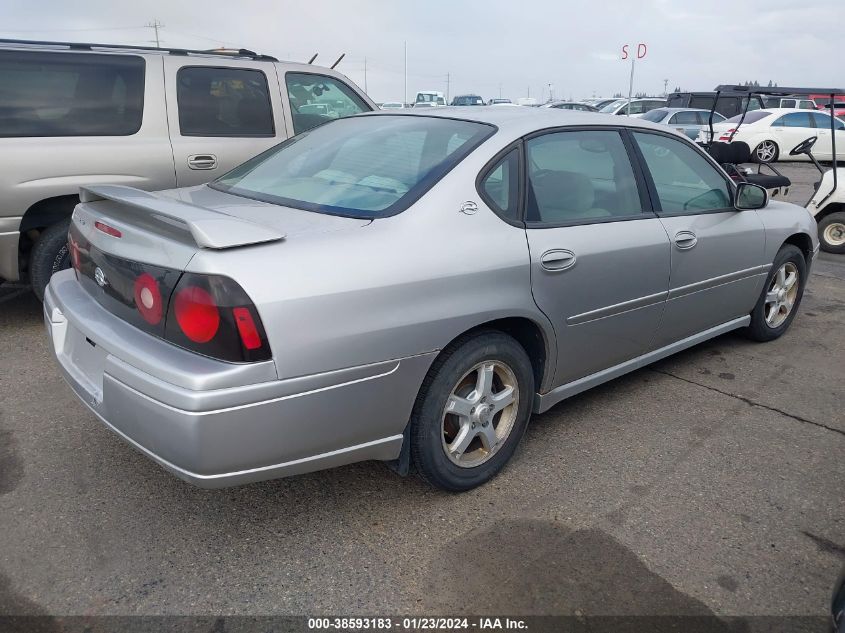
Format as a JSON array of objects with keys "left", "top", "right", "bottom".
[
  {"left": 133, "top": 273, "right": 163, "bottom": 325},
  {"left": 94, "top": 221, "right": 122, "bottom": 238},
  {"left": 719, "top": 128, "right": 736, "bottom": 141},
  {"left": 174, "top": 286, "right": 220, "bottom": 343},
  {"left": 232, "top": 307, "right": 262, "bottom": 350}
]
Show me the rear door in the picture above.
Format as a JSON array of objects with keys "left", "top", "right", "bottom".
[
  {"left": 631, "top": 131, "right": 766, "bottom": 346},
  {"left": 522, "top": 128, "right": 671, "bottom": 387},
  {"left": 163, "top": 57, "right": 287, "bottom": 187},
  {"left": 769, "top": 111, "right": 816, "bottom": 157}
]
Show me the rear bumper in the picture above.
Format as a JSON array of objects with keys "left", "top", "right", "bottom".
[{"left": 44, "top": 270, "right": 435, "bottom": 487}]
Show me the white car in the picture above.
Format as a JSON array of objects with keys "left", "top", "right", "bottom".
[
  {"left": 697, "top": 108, "right": 845, "bottom": 163},
  {"left": 414, "top": 91, "right": 446, "bottom": 107},
  {"left": 380, "top": 102, "right": 405, "bottom": 110},
  {"left": 598, "top": 98, "right": 666, "bottom": 117}
]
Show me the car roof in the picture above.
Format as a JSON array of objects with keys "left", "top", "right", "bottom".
[{"left": 365, "top": 106, "right": 678, "bottom": 137}]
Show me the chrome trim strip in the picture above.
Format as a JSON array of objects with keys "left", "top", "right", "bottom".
[
  {"left": 534, "top": 315, "right": 751, "bottom": 414},
  {"left": 668, "top": 265, "right": 766, "bottom": 300},
  {"left": 566, "top": 290, "right": 668, "bottom": 325}
]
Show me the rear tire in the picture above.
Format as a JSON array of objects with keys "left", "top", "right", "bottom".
[
  {"left": 410, "top": 331, "right": 534, "bottom": 492},
  {"left": 743, "top": 245, "right": 806, "bottom": 342},
  {"left": 818, "top": 211, "right": 845, "bottom": 254},
  {"left": 754, "top": 140, "right": 779, "bottom": 164},
  {"left": 29, "top": 218, "right": 71, "bottom": 302}
]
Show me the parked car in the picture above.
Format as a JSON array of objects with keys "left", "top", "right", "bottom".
[
  {"left": 0, "top": 39, "right": 375, "bottom": 300},
  {"left": 489, "top": 98, "right": 512, "bottom": 105},
  {"left": 380, "top": 101, "right": 405, "bottom": 110},
  {"left": 810, "top": 94, "right": 845, "bottom": 119},
  {"left": 45, "top": 107, "right": 818, "bottom": 492},
  {"left": 697, "top": 108, "right": 845, "bottom": 163},
  {"left": 414, "top": 90, "right": 446, "bottom": 107},
  {"left": 582, "top": 98, "right": 618, "bottom": 110},
  {"left": 667, "top": 91, "right": 766, "bottom": 118},
  {"left": 762, "top": 96, "right": 816, "bottom": 110},
  {"left": 598, "top": 98, "right": 666, "bottom": 116},
  {"left": 541, "top": 101, "right": 598, "bottom": 112},
  {"left": 451, "top": 94, "right": 485, "bottom": 106},
  {"left": 639, "top": 108, "right": 726, "bottom": 139}
]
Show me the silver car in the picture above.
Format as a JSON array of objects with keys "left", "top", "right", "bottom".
[
  {"left": 639, "top": 107, "right": 727, "bottom": 140},
  {"left": 44, "top": 108, "right": 819, "bottom": 492}
]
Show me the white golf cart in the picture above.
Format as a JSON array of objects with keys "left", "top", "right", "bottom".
[{"left": 703, "top": 85, "right": 845, "bottom": 254}]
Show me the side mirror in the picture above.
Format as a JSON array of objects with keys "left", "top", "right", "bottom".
[{"left": 735, "top": 182, "right": 768, "bottom": 210}]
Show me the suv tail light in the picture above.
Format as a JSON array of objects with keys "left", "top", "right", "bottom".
[{"left": 164, "top": 273, "right": 271, "bottom": 362}]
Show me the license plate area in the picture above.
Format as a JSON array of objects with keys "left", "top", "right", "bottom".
[{"left": 60, "top": 323, "right": 108, "bottom": 403}]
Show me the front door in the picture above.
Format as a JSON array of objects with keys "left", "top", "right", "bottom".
[
  {"left": 163, "top": 57, "right": 288, "bottom": 187},
  {"left": 523, "top": 129, "right": 671, "bottom": 387},
  {"left": 810, "top": 111, "right": 845, "bottom": 161},
  {"left": 630, "top": 131, "right": 766, "bottom": 347}
]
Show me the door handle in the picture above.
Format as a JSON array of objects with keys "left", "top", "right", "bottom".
[
  {"left": 188, "top": 154, "right": 218, "bottom": 170},
  {"left": 673, "top": 231, "right": 698, "bottom": 250},
  {"left": 540, "top": 249, "right": 576, "bottom": 271}
]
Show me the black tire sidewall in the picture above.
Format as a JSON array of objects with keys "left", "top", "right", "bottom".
[
  {"left": 818, "top": 212, "right": 845, "bottom": 254},
  {"left": 29, "top": 218, "right": 72, "bottom": 301},
  {"left": 747, "top": 245, "right": 807, "bottom": 341},
  {"left": 411, "top": 332, "right": 535, "bottom": 492}
]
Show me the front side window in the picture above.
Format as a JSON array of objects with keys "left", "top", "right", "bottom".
[
  {"left": 774, "top": 112, "right": 814, "bottom": 128},
  {"left": 177, "top": 66, "right": 273, "bottom": 137},
  {"left": 810, "top": 112, "right": 845, "bottom": 131},
  {"left": 526, "top": 130, "right": 642, "bottom": 224},
  {"left": 633, "top": 132, "right": 731, "bottom": 214},
  {"left": 0, "top": 50, "right": 144, "bottom": 137},
  {"left": 213, "top": 115, "right": 493, "bottom": 218},
  {"left": 286, "top": 72, "right": 369, "bottom": 135},
  {"left": 479, "top": 148, "right": 519, "bottom": 221}
]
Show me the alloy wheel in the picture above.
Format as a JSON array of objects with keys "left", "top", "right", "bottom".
[
  {"left": 441, "top": 360, "right": 519, "bottom": 468},
  {"left": 756, "top": 141, "right": 777, "bottom": 163},
  {"left": 764, "top": 262, "right": 800, "bottom": 328}
]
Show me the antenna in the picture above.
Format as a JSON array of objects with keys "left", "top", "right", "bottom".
[
  {"left": 330, "top": 53, "right": 345, "bottom": 69},
  {"left": 145, "top": 19, "right": 164, "bottom": 48},
  {"left": 307, "top": 53, "right": 318, "bottom": 64}
]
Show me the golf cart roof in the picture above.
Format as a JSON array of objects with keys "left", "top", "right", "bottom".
[{"left": 715, "top": 85, "right": 845, "bottom": 97}]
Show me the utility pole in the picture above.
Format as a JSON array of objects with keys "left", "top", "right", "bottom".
[
  {"left": 446, "top": 73, "right": 450, "bottom": 103},
  {"left": 146, "top": 19, "right": 164, "bottom": 48},
  {"left": 499, "top": 83, "right": 502, "bottom": 99},
  {"left": 663, "top": 78, "right": 669, "bottom": 96},
  {"left": 403, "top": 41, "right": 407, "bottom": 107},
  {"left": 548, "top": 83, "right": 554, "bottom": 103},
  {"left": 364, "top": 57, "right": 368, "bottom": 94}
]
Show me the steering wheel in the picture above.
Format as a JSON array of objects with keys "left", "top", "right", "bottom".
[{"left": 789, "top": 136, "right": 817, "bottom": 156}]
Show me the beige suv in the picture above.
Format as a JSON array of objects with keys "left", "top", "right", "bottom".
[{"left": 0, "top": 39, "right": 375, "bottom": 298}]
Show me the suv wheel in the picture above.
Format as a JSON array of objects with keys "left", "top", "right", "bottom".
[
  {"left": 411, "top": 331, "right": 534, "bottom": 491},
  {"left": 29, "top": 218, "right": 71, "bottom": 302},
  {"left": 744, "top": 244, "right": 806, "bottom": 342}
]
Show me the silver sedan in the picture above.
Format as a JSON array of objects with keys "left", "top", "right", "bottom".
[{"left": 45, "top": 107, "right": 818, "bottom": 491}]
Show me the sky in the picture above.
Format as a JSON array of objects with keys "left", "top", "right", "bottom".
[{"left": 2, "top": 0, "right": 843, "bottom": 103}]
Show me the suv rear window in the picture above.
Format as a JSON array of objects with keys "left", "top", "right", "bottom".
[
  {"left": 177, "top": 66, "right": 274, "bottom": 137},
  {"left": 212, "top": 115, "right": 494, "bottom": 218},
  {"left": 0, "top": 50, "right": 144, "bottom": 137}
]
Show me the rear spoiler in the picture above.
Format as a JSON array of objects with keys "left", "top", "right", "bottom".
[{"left": 79, "top": 185, "right": 285, "bottom": 249}]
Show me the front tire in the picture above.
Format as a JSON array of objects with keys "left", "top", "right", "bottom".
[
  {"left": 754, "top": 140, "right": 779, "bottom": 164},
  {"left": 410, "top": 331, "right": 534, "bottom": 492},
  {"left": 818, "top": 211, "right": 845, "bottom": 254},
  {"left": 744, "top": 245, "right": 807, "bottom": 342},
  {"left": 29, "top": 218, "right": 72, "bottom": 302}
]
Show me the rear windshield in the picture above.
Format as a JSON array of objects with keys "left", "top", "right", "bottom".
[
  {"left": 724, "top": 111, "right": 772, "bottom": 124},
  {"left": 212, "top": 115, "right": 494, "bottom": 218},
  {"left": 640, "top": 109, "right": 668, "bottom": 122},
  {"left": 0, "top": 50, "right": 144, "bottom": 137}
]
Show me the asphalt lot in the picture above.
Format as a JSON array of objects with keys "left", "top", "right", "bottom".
[{"left": 0, "top": 162, "right": 843, "bottom": 621}]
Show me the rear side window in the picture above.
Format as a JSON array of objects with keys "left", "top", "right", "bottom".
[
  {"left": 0, "top": 50, "right": 144, "bottom": 137},
  {"left": 177, "top": 66, "right": 274, "bottom": 137},
  {"left": 526, "top": 130, "right": 642, "bottom": 224},
  {"left": 811, "top": 112, "right": 845, "bottom": 131},
  {"left": 669, "top": 111, "right": 698, "bottom": 125},
  {"left": 286, "top": 72, "right": 369, "bottom": 135},
  {"left": 773, "top": 112, "right": 814, "bottom": 128},
  {"left": 479, "top": 148, "right": 520, "bottom": 221}
]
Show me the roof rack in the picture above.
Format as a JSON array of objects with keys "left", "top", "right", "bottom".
[{"left": 0, "top": 38, "right": 278, "bottom": 62}]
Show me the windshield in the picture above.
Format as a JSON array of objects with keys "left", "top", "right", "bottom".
[
  {"left": 723, "top": 111, "right": 772, "bottom": 124},
  {"left": 212, "top": 115, "right": 494, "bottom": 218},
  {"left": 640, "top": 109, "right": 668, "bottom": 122},
  {"left": 599, "top": 99, "right": 626, "bottom": 113}
]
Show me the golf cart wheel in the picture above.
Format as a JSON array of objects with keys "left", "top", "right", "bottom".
[
  {"left": 818, "top": 211, "right": 845, "bottom": 254},
  {"left": 754, "top": 140, "right": 779, "bottom": 164}
]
